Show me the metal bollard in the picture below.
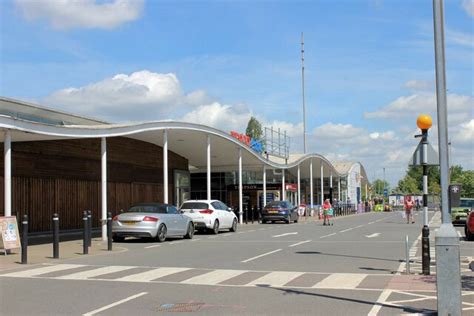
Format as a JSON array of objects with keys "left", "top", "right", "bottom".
[
  {"left": 244, "top": 206, "right": 248, "bottom": 224},
  {"left": 52, "top": 213, "right": 59, "bottom": 259},
  {"left": 87, "top": 210, "right": 92, "bottom": 247},
  {"left": 83, "top": 211, "right": 88, "bottom": 255},
  {"left": 21, "top": 214, "right": 28, "bottom": 264},
  {"left": 422, "top": 225, "right": 430, "bottom": 275},
  {"left": 107, "top": 212, "right": 112, "bottom": 251},
  {"left": 251, "top": 207, "right": 254, "bottom": 224}
]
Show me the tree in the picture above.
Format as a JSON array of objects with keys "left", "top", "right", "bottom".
[
  {"left": 245, "top": 117, "right": 263, "bottom": 140},
  {"left": 396, "top": 176, "right": 419, "bottom": 194},
  {"left": 372, "top": 179, "right": 390, "bottom": 195}
]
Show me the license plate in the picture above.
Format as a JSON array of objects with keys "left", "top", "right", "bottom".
[
  {"left": 122, "top": 221, "right": 137, "bottom": 225},
  {"left": 268, "top": 210, "right": 278, "bottom": 214}
]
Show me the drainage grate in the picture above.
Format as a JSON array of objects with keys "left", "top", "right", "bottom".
[{"left": 157, "top": 303, "right": 205, "bottom": 312}]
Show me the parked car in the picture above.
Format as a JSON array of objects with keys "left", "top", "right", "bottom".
[
  {"left": 112, "top": 203, "right": 194, "bottom": 242},
  {"left": 261, "top": 200, "right": 299, "bottom": 224},
  {"left": 452, "top": 198, "right": 474, "bottom": 225},
  {"left": 180, "top": 200, "right": 238, "bottom": 234},
  {"left": 465, "top": 210, "right": 474, "bottom": 241}
]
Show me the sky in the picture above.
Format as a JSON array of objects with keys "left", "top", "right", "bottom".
[{"left": 0, "top": 0, "right": 473, "bottom": 187}]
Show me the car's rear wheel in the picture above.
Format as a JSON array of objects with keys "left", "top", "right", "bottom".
[
  {"left": 112, "top": 235, "right": 124, "bottom": 242},
  {"left": 184, "top": 223, "right": 194, "bottom": 239},
  {"left": 230, "top": 219, "right": 237, "bottom": 232},
  {"left": 294, "top": 216, "right": 299, "bottom": 223},
  {"left": 212, "top": 220, "right": 220, "bottom": 234},
  {"left": 156, "top": 224, "right": 167, "bottom": 242}
]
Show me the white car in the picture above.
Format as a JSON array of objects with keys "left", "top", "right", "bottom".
[{"left": 180, "top": 200, "right": 238, "bottom": 234}]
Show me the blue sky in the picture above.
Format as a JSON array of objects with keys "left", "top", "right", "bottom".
[{"left": 1, "top": 0, "right": 473, "bottom": 186}]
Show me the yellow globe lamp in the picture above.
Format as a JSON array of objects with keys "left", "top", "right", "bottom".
[{"left": 417, "top": 114, "right": 432, "bottom": 130}]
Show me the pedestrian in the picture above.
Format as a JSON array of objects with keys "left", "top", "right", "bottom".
[
  {"left": 322, "top": 199, "right": 333, "bottom": 226},
  {"left": 404, "top": 195, "right": 415, "bottom": 224}
]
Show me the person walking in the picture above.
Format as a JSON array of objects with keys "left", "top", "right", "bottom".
[
  {"left": 404, "top": 195, "right": 415, "bottom": 224},
  {"left": 322, "top": 199, "right": 333, "bottom": 226}
]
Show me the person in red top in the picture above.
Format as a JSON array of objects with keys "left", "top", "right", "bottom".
[
  {"left": 322, "top": 199, "right": 333, "bottom": 226},
  {"left": 404, "top": 195, "right": 415, "bottom": 224}
]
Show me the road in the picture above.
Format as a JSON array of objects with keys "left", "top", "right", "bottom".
[{"left": 1, "top": 211, "right": 473, "bottom": 315}]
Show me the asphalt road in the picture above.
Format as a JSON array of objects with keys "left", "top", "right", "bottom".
[{"left": 1, "top": 211, "right": 473, "bottom": 315}]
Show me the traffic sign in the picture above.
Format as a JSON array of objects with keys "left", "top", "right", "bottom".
[
  {"left": 409, "top": 142, "right": 439, "bottom": 166},
  {"left": 383, "top": 189, "right": 388, "bottom": 197}
]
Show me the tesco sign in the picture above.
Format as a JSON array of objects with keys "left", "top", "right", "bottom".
[{"left": 230, "top": 131, "right": 263, "bottom": 154}]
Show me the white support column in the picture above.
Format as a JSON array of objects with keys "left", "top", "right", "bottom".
[
  {"left": 310, "top": 159, "right": 314, "bottom": 208},
  {"left": 297, "top": 164, "right": 301, "bottom": 207},
  {"left": 365, "top": 183, "right": 368, "bottom": 202},
  {"left": 163, "top": 130, "right": 168, "bottom": 204},
  {"left": 263, "top": 165, "right": 267, "bottom": 207},
  {"left": 320, "top": 164, "right": 324, "bottom": 205},
  {"left": 207, "top": 135, "right": 211, "bottom": 201},
  {"left": 101, "top": 137, "right": 107, "bottom": 241},
  {"left": 238, "top": 148, "right": 243, "bottom": 224},
  {"left": 281, "top": 169, "right": 285, "bottom": 201},
  {"left": 338, "top": 177, "right": 341, "bottom": 201},
  {"left": 4, "top": 130, "right": 11, "bottom": 217}
]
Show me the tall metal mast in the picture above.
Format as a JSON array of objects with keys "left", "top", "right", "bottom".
[{"left": 301, "top": 32, "right": 307, "bottom": 154}]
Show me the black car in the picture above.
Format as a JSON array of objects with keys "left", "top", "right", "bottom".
[{"left": 261, "top": 200, "right": 299, "bottom": 224}]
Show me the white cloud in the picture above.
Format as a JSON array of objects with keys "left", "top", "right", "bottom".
[
  {"left": 14, "top": 0, "right": 144, "bottom": 30},
  {"left": 364, "top": 92, "right": 474, "bottom": 125},
  {"left": 446, "top": 28, "right": 474, "bottom": 47},
  {"left": 181, "top": 102, "right": 252, "bottom": 132},
  {"left": 453, "top": 119, "right": 474, "bottom": 144},
  {"left": 45, "top": 70, "right": 211, "bottom": 121},
  {"left": 462, "top": 0, "right": 474, "bottom": 17},
  {"left": 403, "top": 80, "right": 432, "bottom": 91}
]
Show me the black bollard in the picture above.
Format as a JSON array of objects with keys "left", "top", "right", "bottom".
[
  {"left": 83, "top": 211, "right": 88, "bottom": 255},
  {"left": 87, "top": 210, "right": 92, "bottom": 247},
  {"left": 251, "top": 207, "right": 254, "bottom": 224},
  {"left": 21, "top": 214, "right": 28, "bottom": 264},
  {"left": 52, "top": 213, "right": 59, "bottom": 259},
  {"left": 244, "top": 206, "right": 248, "bottom": 224},
  {"left": 422, "top": 225, "right": 430, "bottom": 275},
  {"left": 107, "top": 212, "right": 112, "bottom": 251}
]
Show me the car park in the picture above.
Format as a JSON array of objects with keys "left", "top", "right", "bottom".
[
  {"left": 261, "top": 200, "right": 299, "bottom": 224},
  {"left": 112, "top": 203, "right": 194, "bottom": 242},
  {"left": 180, "top": 200, "right": 238, "bottom": 234},
  {"left": 452, "top": 197, "right": 474, "bottom": 225}
]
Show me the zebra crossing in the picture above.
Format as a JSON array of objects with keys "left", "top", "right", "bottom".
[{"left": 0, "top": 263, "right": 396, "bottom": 291}]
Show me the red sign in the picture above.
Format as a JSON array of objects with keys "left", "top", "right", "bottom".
[
  {"left": 285, "top": 184, "right": 297, "bottom": 191},
  {"left": 230, "top": 131, "right": 251, "bottom": 146}
]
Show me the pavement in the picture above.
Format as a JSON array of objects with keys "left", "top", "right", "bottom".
[{"left": 1, "top": 211, "right": 473, "bottom": 315}]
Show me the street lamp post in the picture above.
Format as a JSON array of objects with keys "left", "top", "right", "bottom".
[
  {"left": 416, "top": 114, "right": 432, "bottom": 275},
  {"left": 432, "top": 0, "right": 462, "bottom": 314}
]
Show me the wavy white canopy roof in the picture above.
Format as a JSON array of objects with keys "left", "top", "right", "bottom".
[{"left": 0, "top": 114, "right": 367, "bottom": 182}]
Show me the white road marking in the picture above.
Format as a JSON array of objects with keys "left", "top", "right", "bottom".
[
  {"left": 169, "top": 240, "right": 184, "bottom": 244},
  {"left": 248, "top": 230, "right": 256, "bottom": 232},
  {"left": 368, "top": 222, "right": 375, "bottom": 225},
  {"left": 82, "top": 292, "right": 148, "bottom": 316},
  {"left": 356, "top": 225, "right": 364, "bottom": 228},
  {"left": 247, "top": 271, "right": 304, "bottom": 287},
  {"left": 367, "top": 289, "right": 392, "bottom": 316},
  {"left": 144, "top": 244, "right": 161, "bottom": 249},
  {"left": 272, "top": 232, "right": 298, "bottom": 238},
  {"left": 241, "top": 249, "right": 282, "bottom": 263},
  {"left": 0, "top": 264, "right": 85, "bottom": 278},
  {"left": 115, "top": 267, "right": 191, "bottom": 282},
  {"left": 57, "top": 266, "right": 136, "bottom": 280},
  {"left": 320, "top": 233, "right": 336, "bottom": 239},
  {"left": 182, "top": 269, "right": 245, "bottom": 285},
  {"left": 190, "top": 238, "right": 201, "bottom": 242},
  {"left": 288, "top": 240, "right": 312, "bottom": 248},
  {"left": 365, "top": 233, "right": 381, "bottom": 238},
  {"left": 340, "top": 228, "right": 353, "bottom": 233},
  {"left": 313, "top": 273, "right": 366, "bottom": 289}
]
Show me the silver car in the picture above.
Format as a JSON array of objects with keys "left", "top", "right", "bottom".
[{"left": 112, "top": 203, "right": 194, "bottom": 242}]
